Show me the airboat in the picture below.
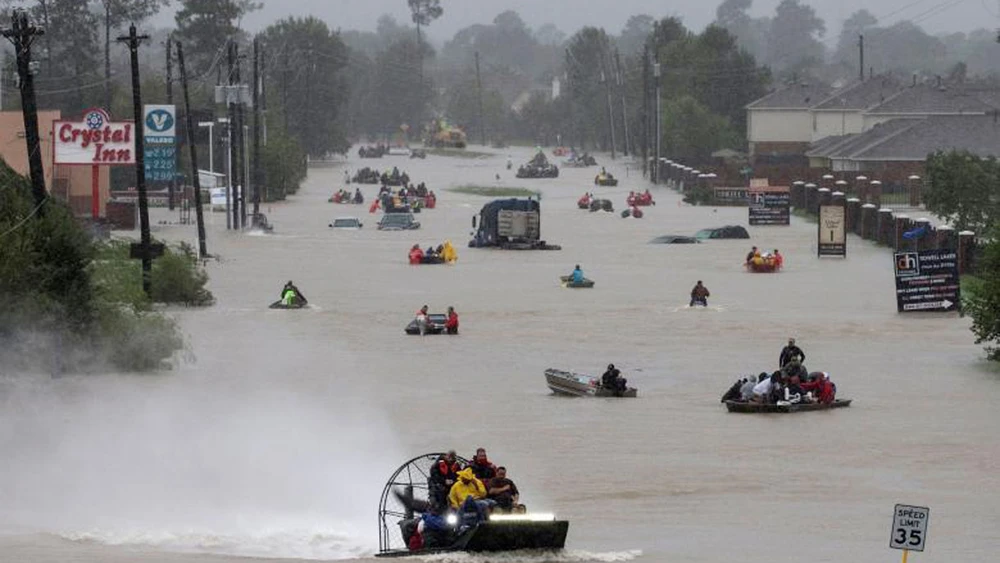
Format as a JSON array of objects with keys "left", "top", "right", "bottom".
[{"left": 376, "top": 453, "right": 570, "bottom": 557}]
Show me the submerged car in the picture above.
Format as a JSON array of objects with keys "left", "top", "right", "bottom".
[
  {"left": 650, "top": 235, "right": 700, "bottom": 244},
  {"left": 694, "top": 225, "right": 750, "bottom": 240},
  {"left": 378, "top": 212, "right": 421, "bottom": 231},
  {"left": 330, "top": 217, "right": 363, "bottom": 229}
]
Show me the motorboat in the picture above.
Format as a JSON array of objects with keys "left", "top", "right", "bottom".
[{"left": 544, "top": 368, "right": 637, "bottom": 398}]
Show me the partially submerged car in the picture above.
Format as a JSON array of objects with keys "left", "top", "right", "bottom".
[
  {"left": 378, "top": 212, "right": 421, "bottom": 231},
  {"left": 330, "top": 217, "right": 363, "bottom": 229},
  {"left": 694, "top": 225, "right": 750, "bottom": 240},
  {"left": 650, "top": 235, "right": 700, "bottom": 244}
]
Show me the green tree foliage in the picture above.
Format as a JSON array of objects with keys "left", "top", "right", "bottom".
[
  {"left": 834, "top": 12, "right": 946, "bottom": 76},
  {"left": 714, "top": 0, "right": 769, "bottom": 63},
  {"left": 445, "top": 78, "right": 509, "bottom": 141},
  {"left": 261, "top": 129, "right": 306, "bottom": 200},
  {"left": 564, "top": 27, "right": 613, "bottom": 149},
  {"left": 175, "top": 0, "right": 259, "bottom": 74},
  {"left": 765, "top": 0, "right": 825, "bottom": 73},
  {"left": 662, "top": 95, "right": 740, "bottom": 159},
  {"left": 962, "top": 232, "right": 1000, "bottom": 361},
  {"left": 22, "top": 0, "right": 101, "bottom": 113},
  {"left": 262, "top": 16, "right": 350, "bottom": 156},
  {"left": 0, "top": 161, "right": 187, "bottom": 372},
  {"left": 925, "top": 151, "right": 1000, "bottom": 234},
  {"left": 514, "top": 90, "right": 570, "bottom": 146},
  {"left": 617, "top": 14, "right": 654, "bottom": 56}
]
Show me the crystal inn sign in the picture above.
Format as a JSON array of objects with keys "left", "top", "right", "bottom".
[
  {"left": 54, "top": 108, "right": 136, "bottom": 165},
  {"left": 53, "top": 108, "right": 135, "bottom": 219}
]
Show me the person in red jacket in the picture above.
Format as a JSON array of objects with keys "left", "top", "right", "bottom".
[
  {"left": 800, "top": 372, "right": 836, "bottom": 403},
  {"left": 445, "top": 306, "right": 459, "bottom": 334},
  {"left": 469, "top": 447, "right": 497, "bottom": 482},
  {"left": 409, "top": 244, "right": 425, "bottom": 265}
]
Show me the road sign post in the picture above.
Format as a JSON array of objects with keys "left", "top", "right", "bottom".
[{"left": 890, "top": 504, "right": 929, "bottom": 562}]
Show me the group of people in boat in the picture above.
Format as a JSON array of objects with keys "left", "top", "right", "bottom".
[
  {"left": 409, "top": 241, "right": 458, "bottom": 264},
  {"left": 626, "top": 190, "right": 654, "bottom": 206},
  {"left": 721, "top": 339, "right": 837, "bottom": 405},
  {"left": 330, "top": 188, "right": 364, "bottom": 204},
  {"left": 745, "top": 246, "right": 784, "bottom": 270},
  {"left": 372, "top": 184, "right": 437, "bottom": 213},
  {"left": 400, "top": 449, "right": 524, "bottom": 551},
  {"left": 595, "top": 167, "right": 616, "bottom": 184},
  {"left": 415, "top": 304, "right": 459, "bottom": 334}
]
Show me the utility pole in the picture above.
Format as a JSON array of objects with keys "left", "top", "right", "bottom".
[
  {"left": 177, "top": 42, "right": 207, "bottom": 258},
  {"left": 601, "top": 65, "right": 616, "bottom": 160},
  {"left": 615, "top": 48, "right": 629, "bottom": 157},
  {"left": 858, "top": 34, "right": 865, "bottom": 82},
  {"left": 654, "top": 60, "right": 662, "bottom": 184},
  {"left": 474, "top": 51, "right": 486, "bottom": 146},
  {"left": 118, "top": 24, "right": 154, "bottom": 296},
  {"left": 235, "top": 46, "right": 246, "bottom": 229},
  {"left": 641, "top": 45, "right": 649, "bottom": 178},
  {"left": 252, "top": 36, "right": 262, "bottom": 216},
  {"left": 166, "top": 35, "right": 175, "bottom": 211},
  {"left": 228, "top": 40, "right": 238, "bottom": 229},
  {"left": 3, "top": 9, "right": 47, "bottom": 209}
]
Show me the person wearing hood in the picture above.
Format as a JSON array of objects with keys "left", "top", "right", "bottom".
[
  {"left": 448, "top": 467, "right": 487, "bottom": 509},
  {"left": 409, "top": 244, "right": 425, "bottom": 265},
  {"left": 281, "top": 281, "right": 305, "bottom": 306},
  {"left": 441, "top": 240, "right": 457, "bottom": 264}
]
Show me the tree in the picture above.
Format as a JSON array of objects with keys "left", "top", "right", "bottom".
[
  {"left": 962, "top": 232, "right": 1000, "bottom": 361},
  {"left": 925, "top": 151, "right": 1000, "bottom": 234},
  {"left": 564, "top": 27, "right": 613, "bottom": 149},
  {"left": 617, "top": 14, "right": 654, "bottom": 55},
  {"left": 29, "top": 0, "right": 101, "bottom": 113},
  {"left": 262, "top": 16, "right": 350, "bottom": 156},
  {"left": 834, "top": 9, "right": 875, "bottom": 66},
  {"left": 766, "top": 0, "right": 825, "bottom": 73},
  {"left": 534, "top": 23, "right": 565, "bottom": 46},
  {"left": 661, "top": 95, "right": 739, "bottom": 160},
  {"left": 407, "top": 0, "right": 442, "bottom": 115},
  {"left": 714, "top": 0, "right": 769, "bottom": 63},
  {"left": 175, "top": 0, "right": 260, "bottom": 74},
  {"left": 445, "top": 78, "right": 509, "bottom": 141}
]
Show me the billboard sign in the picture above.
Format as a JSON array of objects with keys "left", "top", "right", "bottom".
[
  {"left": 818, "top": 205, "right": 847, "bottom": 257},
  {"left": 53, "top": 108, "right": 135, "bottom": 165},
  {"left": 143, "top": 104, "right": 176, "bottom": 183},
  {"left": 893, "top": 249, "right": 960, "bottom": 312},
  {"left": 749, "top": 185, "right": 790, "bottom": 225}
]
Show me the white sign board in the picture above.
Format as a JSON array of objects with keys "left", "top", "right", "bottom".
[
  {"left": 818, "top": 205, "right": 847, "bottom": 257},
  {"left": 53, "top": 108, "right": 135, "bottom": 165},
  {"left": 890, "top": 504, "right": 929, "bottom": 552}
]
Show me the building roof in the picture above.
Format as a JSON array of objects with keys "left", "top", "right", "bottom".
[
  {"left": 746, "top": 82, "right": 832, "bottom": 110},
  {"left": 808, "top": 115, "right": 1000, "bottom": 162},
  {"left": 866, "top": 85, "right": 995, "bottom": 115},
  {"left": 812, "top": 77, "right": 904, "bottom": 111}
]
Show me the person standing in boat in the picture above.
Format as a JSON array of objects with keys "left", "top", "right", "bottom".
[
  {"left": 690, "top": 280, "right": 710, "bottom": 307},
  {"left": 779, "top": 338, "right": 806, "bottom": 368}
]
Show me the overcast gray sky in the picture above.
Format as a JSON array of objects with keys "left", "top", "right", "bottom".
[{"left": 156, "top": 0, "right": 996, "bottom": 41}]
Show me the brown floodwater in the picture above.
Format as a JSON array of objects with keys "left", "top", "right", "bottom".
[{"left": 1, "top": 146, "right": 997, "bottom": 563}]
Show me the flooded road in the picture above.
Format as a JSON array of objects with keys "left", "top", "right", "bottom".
[{"left": 2, "top": 146, "right": 998, "bottom": 563}]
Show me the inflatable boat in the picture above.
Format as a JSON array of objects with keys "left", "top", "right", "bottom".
[
  {"left": 544, "top": 368, "right": 637, "bottom": 398},
  {"left": 746, "top": 261, "right": 780, "bottom": 273},
  {"left": 559, "top": 275, "right": 594, "bottom": 288}
]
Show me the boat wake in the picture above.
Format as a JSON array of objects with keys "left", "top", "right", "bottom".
[
  {"left": 671, "top": 304, "right": 727, "bottom": 313},
  {"left": 60, "top": 525, "right": 369, "bottom": 560},
  {"left": 414, "top": 549, "right": 643, "bottom": 562}
]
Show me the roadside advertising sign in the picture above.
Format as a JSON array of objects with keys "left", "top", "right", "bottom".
[
  {"left": 818, "top": 204, "right": 847, "bottom": 257},
  {"left": 893, "top": 250, "right": 960, "bottom": 312}
]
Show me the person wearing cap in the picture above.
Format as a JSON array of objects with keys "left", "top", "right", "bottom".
[{"left": 779, "top": 338, "right": 805, "bottom": 368}]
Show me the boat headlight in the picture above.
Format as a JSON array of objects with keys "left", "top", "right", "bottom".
[
  {"left": 446, "top": 513, "right": 458, "bottom": 526},
  {"left": 489, "top": 513, "right": 555, "bottom": 522}
]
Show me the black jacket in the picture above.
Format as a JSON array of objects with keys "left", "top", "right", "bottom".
[{"left": 779, "top": 345, "right": 805, "bottom": 367}]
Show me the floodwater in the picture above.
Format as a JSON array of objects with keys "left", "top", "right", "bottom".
[{"left": 2, "top": 146, "right": 998, "bottom": 563}]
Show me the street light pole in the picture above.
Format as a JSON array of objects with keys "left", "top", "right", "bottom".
[
  {"left": 198, "top": 121, "right": 215, "bottom": 175},
  {"left": 217, "top": 117, "right": 231, "bottom": 229}
]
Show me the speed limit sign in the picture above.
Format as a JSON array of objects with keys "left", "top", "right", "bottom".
[{"left": 890, "top": 504, "right": 929, "bottom": 552}]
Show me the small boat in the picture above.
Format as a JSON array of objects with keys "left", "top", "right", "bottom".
[
  {"left": 594, "top": 174, "right": 618, "bottom": 186},
  {"left": 746, "top": 261, "right": 779, "bottom": 273},
  {"left": 724, "top": 399, "right": 851, "bottom": 413},
  {"left": 559, "top": 275, "right": 594, "bottom": 288},
  {"left": 405, "top": 313, "right": 448, "bottom": 335},
  {"left": 544, "top": 368, "right": 637, "bottom": 398}
]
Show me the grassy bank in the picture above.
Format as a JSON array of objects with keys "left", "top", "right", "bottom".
[{"left": 447, "top": 185, "right": 539, "bottom": 198}]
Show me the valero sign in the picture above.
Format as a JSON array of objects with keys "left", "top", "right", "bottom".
[{"left": 53, "top": 108, "right": 135, "bottom": 166}]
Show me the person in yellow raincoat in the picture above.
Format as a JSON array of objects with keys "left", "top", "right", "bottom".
[
  {"left": 752, "top": 251, "right": 764, "bottom": 266},
  {"left": 440, "top": 240, "right": 458, "bottom": 263},
  {"left": 448, "top": 467, "right": 486, "bottom": 509}
]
